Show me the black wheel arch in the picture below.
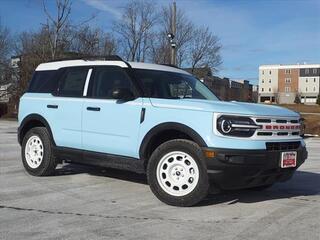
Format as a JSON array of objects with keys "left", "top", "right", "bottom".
[
  {"left": 18, "top": 114, "right": 56, "bottom": 146},
  {"left": 139, "top": 122, "right": 207, "bottom": 163}
]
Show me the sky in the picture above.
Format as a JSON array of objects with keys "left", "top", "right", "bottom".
[{"left": 0, "top": 0, "right": 320, "bottom": 84}]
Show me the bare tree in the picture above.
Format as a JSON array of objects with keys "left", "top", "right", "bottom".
[
  {"left": 188, "top": 27, "right": 222, "bottom": 73},
  {"left": 0, "top": 20, "right": 11, "bottom": 66},
  {"left": 114, "top": 0, "right": 158, "bottom": 62},
  {"left": 152, "top": 5, "right": 194, "bottom": 66},
  {"left": 71, "top": 26, "right": 118, "bottom": 56},
  {"left": 42, "top": 0, "right": 72, "bottom": 60}
]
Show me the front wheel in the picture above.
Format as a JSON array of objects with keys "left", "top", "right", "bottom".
[{"left": 147, "top": 139, "right": 209, "bottom": 207}]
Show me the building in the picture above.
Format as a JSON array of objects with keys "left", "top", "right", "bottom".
[
  {"left": 0, "top": 83, "right": 12, "bottom": 103},
  {"left": 185, "top": 67, "right": 256, "bottom": 102},
  {"left": 259, "top": 64, "right": 320, "bottom": 104}
]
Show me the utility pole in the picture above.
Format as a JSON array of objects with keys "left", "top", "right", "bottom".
[
  {"left": 167, "top": 1, "right": 177, "bottom": 65},
  {"left": 171, "top": 1, "right": 176, "bottom": 65}
]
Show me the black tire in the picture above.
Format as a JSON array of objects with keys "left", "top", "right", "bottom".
[
  {"left": 21, "top": 127, "right": 57, "bottom": 176},
  {"left": 147, "top": 139, "right": 209, "bottom": 207},
  {"left": 248, "top": 184, "right": 273, "bottom": 191}
]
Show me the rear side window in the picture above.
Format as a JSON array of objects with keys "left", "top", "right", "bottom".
[
  {"left": 28, "top": 70, "right": 58, "bottom": 93},
  {"left": 58, "top": 67, "right": 88, "bottom": 97}
]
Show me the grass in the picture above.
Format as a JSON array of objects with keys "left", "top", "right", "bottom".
[{"left": 280, "top": 104, "right": 320, "bottom": 113}]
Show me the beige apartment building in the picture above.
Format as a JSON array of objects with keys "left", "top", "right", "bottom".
[{"left": 259, "top": 64, "right": 320, "bottom": 104}]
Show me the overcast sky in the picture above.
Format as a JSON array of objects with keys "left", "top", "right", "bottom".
[{"left": 1, "top": 0, "right": 320, "bottom": 84}]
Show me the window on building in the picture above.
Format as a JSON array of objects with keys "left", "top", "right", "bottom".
[
  {"left": 313, "top": 69, "right": 317, "bottom": 74},
  {"left": 305, "top": 69, "right": 309, "bottom": 74},
  {"left": 306, "top": 78, "right": 308, "bottom": 83},
  {"left": 285, "top": 87, "right": 290, "bottom": 92},
  {"left": 269, "top": 79, "right": 271, "bottom": 83},
  {"left": 269, "top": 70, "right": 272, "bottom": 75},
  {"left": 306, "top": 87, "right": 308, "bottom": 92},
  {"left": 261, "top": 88, "right": 264, "bottom": 92},
  {"left": 269, "top": 88, "right": 271, "bottom": 92},
  {"left": 262, "top": 70, "right": 264, "bottom": 75},
  {"left": 285, "top": 69, "right": 291, "bottom": 74},
  {"left": 285, "top": 78, "right": 291, "bottom": 83},
  {"left": 262, "top": 79, "right": 264, "bottom": 83},
  {"left": 314, "top": 78, "right": 316, "bottom": 82}
]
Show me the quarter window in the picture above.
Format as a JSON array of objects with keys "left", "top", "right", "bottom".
[
  {"left": 58, "top": 68, "right": 88, "bottom": 97},
  {"left": 285, "top": 78, "right": 291, "bottom": 83},
  {"left": 285, "top": 69, "right": 291, "bottom": 74},
  {"left": 28, "top": 70, "right": 58, "bottom": 93}
]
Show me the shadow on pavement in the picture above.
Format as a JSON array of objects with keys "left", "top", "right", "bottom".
[
  {"left": 198, "top": 170, "right": 320, "bottom": 206},
  {"left": 55, "top": 163, "right": 148, "bottom": 185},
  {"left": 54, "top": 164, "right": 320, "bottom": 206}
]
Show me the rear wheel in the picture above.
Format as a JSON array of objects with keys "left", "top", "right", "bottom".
[
  {"left": 147, "top": 139, "right": 209, "bottom": 207},
  {"left": 22, "top": 127, "right": 57, "bottom": 176}
]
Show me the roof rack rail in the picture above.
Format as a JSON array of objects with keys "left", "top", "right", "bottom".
[
  {"left": 161, "top": 63, "right": 180, "bottom": 69},
  {"left": 47, "top": 55, "right": 124, "bottom": 63}
]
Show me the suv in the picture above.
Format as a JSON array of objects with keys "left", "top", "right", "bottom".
[{"left": 18, "top": 56, "right": 308, "bottom": 206}]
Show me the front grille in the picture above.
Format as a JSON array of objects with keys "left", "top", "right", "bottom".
[
  {"left": 266, "top": 141, "right": 301, "bottom": 151},
  {"left": 253, "top": 116, "right": 301, "bottom": 139}
]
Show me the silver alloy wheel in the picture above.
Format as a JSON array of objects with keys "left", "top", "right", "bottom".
[
  {"left": 156, "top": 151, "right": 200, "bottom": 197},
  {"left": 25, "top": 135, "right": 44, "bottom": 169}
]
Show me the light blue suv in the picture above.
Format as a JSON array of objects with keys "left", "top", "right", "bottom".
[{"left": 18, "top": 56, "right": 308, "bottom": 206}]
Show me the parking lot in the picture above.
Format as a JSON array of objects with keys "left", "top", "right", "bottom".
[{"left": 0, "top": 120, "right": 319, "bottom": 240}]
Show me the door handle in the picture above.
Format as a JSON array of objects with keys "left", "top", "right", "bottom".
[
  {"left": 87, "top": 107, "right": 101, "bottom": 111},
  {"left": 47, "top": 105, "right": 58, "bottom": 109}
]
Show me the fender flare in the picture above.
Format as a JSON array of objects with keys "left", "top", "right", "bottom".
[
  {"left": 139, "top": 122, "right": 207, "bottom": 160},
  {"left": 18, "top": 114, "right": 56, "bottom": 145}
]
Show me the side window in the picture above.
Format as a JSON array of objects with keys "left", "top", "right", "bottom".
[
  {"left": 58, "top": 67, "right": 88, "bottom": 97},
  {"left": 90, "top": 66, "right": 134, "bottom": 99},
  {"left": 28, "top": 70, "right": 58, "bottom": 93}
]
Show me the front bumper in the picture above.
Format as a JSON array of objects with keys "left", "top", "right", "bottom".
[{"left": 203, "top": 143, "right": 308, "bottom": 190}]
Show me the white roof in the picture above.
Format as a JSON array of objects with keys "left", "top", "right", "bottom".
[
  {"left": 259, "top": 64, "right": 320, "bottom": 70},
  {"left": 36, "top": 60, "right": 190, "bottom": 75}
]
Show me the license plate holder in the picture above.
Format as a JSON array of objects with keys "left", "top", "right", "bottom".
[{"left": 280, "top": 151, "right": 297, "bottom": 168}]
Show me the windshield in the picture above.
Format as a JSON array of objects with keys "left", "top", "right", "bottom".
[{"left": 133, "top": 69, "right": 219, "bottom": 101}]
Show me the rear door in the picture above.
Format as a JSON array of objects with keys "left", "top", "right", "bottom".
[
  {"left": 50, "top": 67, "right": 91, "bottom": 149},
  {"left": 82, "top": 66, "right": 143, "bottom": 158}
]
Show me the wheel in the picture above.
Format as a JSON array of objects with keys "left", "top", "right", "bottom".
[
  {"left": 147, "top": 139, "right": 209, "bottom": 207},
  {"left": 21, "top": 127, "right": 57, "bottom": 176},
  {"left": 248, "top": 184, "right": 273, "bottom": 191}
]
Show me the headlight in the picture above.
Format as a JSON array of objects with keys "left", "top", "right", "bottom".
[{"left": 217, "top": 115, "right": 261, "bottom": 137}]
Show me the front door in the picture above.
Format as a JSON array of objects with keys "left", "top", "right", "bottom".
[{"left": 82, "top": 66, "right": 142, "bottom": 158}]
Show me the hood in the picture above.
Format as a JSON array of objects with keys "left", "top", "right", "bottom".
[{"left": 149, "top": 98, "right": 300, "bottom": 118}]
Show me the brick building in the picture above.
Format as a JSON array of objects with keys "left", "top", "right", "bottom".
[
  {"left": 259, "top": 64, "right": 320, "bottom": 104},
  {"left": 185, "top": 68, "right": 256, "bottom": 102}
]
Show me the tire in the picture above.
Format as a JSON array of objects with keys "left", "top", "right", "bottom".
[
  {"left": 147, "top": 139, "right": 209, "bottom": 207},
  {"left": 248, "top": 184, "right": 273, "bottom": 191},
  {"left": 21, "top": 127, "right": 57, "bottom": 176}
]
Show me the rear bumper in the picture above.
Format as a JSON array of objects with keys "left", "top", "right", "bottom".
[{"left": 203, "top": 144, "right": 308, "bottom": 190}]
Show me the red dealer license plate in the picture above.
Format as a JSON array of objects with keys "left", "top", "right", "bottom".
[{"left": 280, "top": 151, "right": 297, "bottom": 168}]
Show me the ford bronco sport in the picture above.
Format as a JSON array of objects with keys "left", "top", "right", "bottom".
[{"left": 18, "top": 56, "right": 308, "bottom": 206}]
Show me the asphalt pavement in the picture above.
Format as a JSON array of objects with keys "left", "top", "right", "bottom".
[{"left": 0, "top": 120, "right": 319, "bottom": 240}]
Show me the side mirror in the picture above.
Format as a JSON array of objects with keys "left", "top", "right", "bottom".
[{"left": 112, "top": 88, "right": 135, "bottom": 100}]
